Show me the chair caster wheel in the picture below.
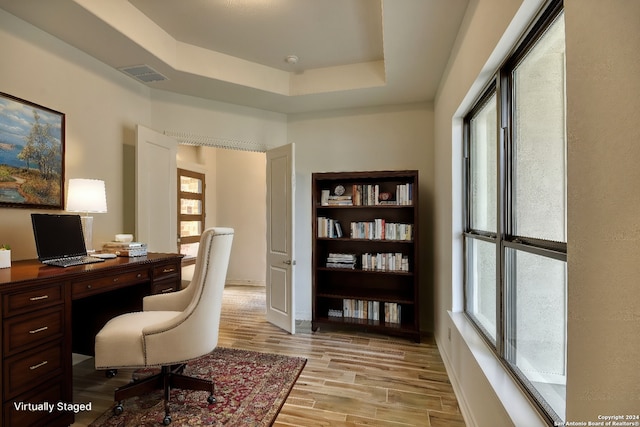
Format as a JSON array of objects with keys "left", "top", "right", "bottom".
[
  {"left": 113, "top": 404, "right": 124, "bottom": 416},
  {"left": 106, "top": 369, "right": 118, "bottom": 378},
  {"left": 163, "top": 414, "right": 172, "bottom": 425},
  {"left": 207, "top": 394, "right": 216, "bottom": 404}
]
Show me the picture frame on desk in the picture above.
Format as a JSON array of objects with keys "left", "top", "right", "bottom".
[{"left": 0, "top": 92, "right": 65, "bottom": 209}]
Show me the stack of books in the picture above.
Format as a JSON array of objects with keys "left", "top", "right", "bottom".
[
  {"left": 326, "top": 253, "right": 356, "bottom": 269},
  {"left": 320, "top": 189, "right": 353, "bottom": 206},
  {"left": 102, "top": 241, "right": 148, "bottom": 257}
]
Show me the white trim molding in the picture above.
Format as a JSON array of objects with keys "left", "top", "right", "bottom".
[{"left": 164, "top": 130, "right": 267, "bottom": 153}]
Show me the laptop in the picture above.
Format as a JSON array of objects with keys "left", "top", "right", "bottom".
[{"left": 31, "top": 213, "right": 105, "bottom": 267}]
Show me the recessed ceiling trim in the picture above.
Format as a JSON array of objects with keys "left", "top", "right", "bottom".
[{"left": 164, "top": 130, "right": 267, "bottom": 153}]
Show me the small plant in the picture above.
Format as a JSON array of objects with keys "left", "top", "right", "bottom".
[{"left": 0, "top": 244, "right": 10, "bottom": 250}]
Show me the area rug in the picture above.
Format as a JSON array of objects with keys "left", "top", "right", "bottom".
[{"left": 89, "top": 347, "right": 306, "bottom": 427}]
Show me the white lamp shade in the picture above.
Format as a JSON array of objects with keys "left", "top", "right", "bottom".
[{"left": 66, "top": 179, "right": 108, "bottom": 213}]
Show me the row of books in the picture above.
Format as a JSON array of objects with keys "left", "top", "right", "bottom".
[
  {"left": 326, "top": 253, "right": 356, "bottom": 269},
  {"left": 318, "top": 217, "right": 414, "bottom": 241},
  {"left": 350, "top": 219, "right": 413, "bottom": 241},
  {"left": 319, "top": 184, "right": 413, "bottom": 206},
  {"left": 353, "top": 184, "right": 414, "bottom": 206},
  {"left": 361, "top": 252, "right": 410, "bottom": 272},
  {"left": 328, "top": 299, "right": 402, "bottom": 324},
  {"left": 317, "top": 217, "right": 344, "bottom": 238}
]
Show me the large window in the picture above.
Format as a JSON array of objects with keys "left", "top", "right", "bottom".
[{"left": 463, "top": 1, "right": 566, "bottom": 423}]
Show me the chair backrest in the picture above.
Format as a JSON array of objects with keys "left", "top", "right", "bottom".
[{"left": 142, "top": 227, "right": 234, "bottom": 366}]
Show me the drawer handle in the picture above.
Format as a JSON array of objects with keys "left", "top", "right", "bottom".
[
  {"left": 160, "top": 287, "right": 173, "bottom": 293},
  {"left": 29, "top": 295, "right": 49, "bottom": 301},
  {"left": 86, "top": 284, "right": 92, "bottom": 289},
  {"left": 30, "top": 360, "right": 48, "bottom": 370},
  {"left": 137, "top": 273, "right": 142, "bottom": 278},
  {"left": 162, "top": 268, "right": 175, "bottom": 273},
  {"left": 29, "top": 326, "right": 49, "bottom": 334}
]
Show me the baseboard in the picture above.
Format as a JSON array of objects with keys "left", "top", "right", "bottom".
[
  {"left": 225, "top": 279, "right": 265, "bottom": 287},
  {"left": 435, "top": 333, "right": 477, "bottom": 427}
]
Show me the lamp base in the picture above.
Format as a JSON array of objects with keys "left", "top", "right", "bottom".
[{"left": 80, "top": 215, "right": 95, "bottom": 253}]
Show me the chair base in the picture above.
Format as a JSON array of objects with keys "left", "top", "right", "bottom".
[{"left": 113, "top": 364, "right": 215, "bottom": 425}]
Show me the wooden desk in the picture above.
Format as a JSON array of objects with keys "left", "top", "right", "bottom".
[{"left": 0, "top": 253, "right": 182, "bottom": 427}]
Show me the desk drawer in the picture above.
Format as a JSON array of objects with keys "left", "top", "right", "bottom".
[
  {"left": 4, "top": 379, "right": 68, "bottom": 427},
  {"left": 151, "top": 278, "right": 178, "bottom": 295},
  {"left": 3, "top": 306, "right": 64, "bottom": 357},
  {"left": 153, "top": 262, "right": 180, "bottom": 279},
  {"left": 4, "top": 343, "right": 63, "bottom": 399},
  {"left": 71, "top": 269, "right": 149, "bottom": 299},
  {"left": 3, "top": 284, "right": 63, "bottom": 318}
]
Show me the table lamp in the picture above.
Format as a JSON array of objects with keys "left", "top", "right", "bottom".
[{"left": 66, "top": 178, "right": 107, "bottom": 252}]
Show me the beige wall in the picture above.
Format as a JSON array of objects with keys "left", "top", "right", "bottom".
[
  {"left": 435, "top": 0, "right": 640, "bottom": 425},
  {"left": 215, "top": 149, "right": 266, "bottom": 285},
  {"left": 6, "top": 1, "right": 638, "bottom": 423},
  {"left": 0, "top": 8, "right": 151, "bottom": 260},
  {"left": 565, "top": 0, "right": 640, "bottom": 420}
]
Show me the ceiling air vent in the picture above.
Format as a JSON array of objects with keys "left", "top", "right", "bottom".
[{"left": 118, "top": 65, "right": 168, "bottom": 83}]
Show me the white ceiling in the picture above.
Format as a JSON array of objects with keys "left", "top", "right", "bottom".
[{"left": 0, "top": 0, "right": 469, "bottom": 114}]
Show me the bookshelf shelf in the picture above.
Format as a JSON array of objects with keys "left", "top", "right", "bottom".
[{"left": 312, "top": 170, "right": 420, "bottom": 342}]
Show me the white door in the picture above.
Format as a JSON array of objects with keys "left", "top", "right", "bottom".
[
  {"left": 266, "top": 143, "right": 295, "bottom": 333},
  {"left": 136, "top": 125, "right": 178, "bottom": 253}
]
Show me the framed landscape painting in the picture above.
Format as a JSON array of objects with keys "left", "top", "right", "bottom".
[{"left": 0, "top": 92, "right": 65, "bottom": 209}]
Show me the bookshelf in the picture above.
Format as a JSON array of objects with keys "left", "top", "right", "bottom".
[{"left": 312, "top": 170, "right": 420, "bottom": 342}]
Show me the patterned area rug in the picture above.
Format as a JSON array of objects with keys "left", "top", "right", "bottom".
[{"left": 89, "top": 348, "right": 306, "bottom": 427}]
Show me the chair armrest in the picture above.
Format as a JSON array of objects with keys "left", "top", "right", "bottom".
[{"left": 144, "top": 286, "right": 193, "bottom": 311}]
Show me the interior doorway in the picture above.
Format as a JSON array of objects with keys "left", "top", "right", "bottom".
[{"left": 177, "top": 145, "right": 267, "bottom": 288}]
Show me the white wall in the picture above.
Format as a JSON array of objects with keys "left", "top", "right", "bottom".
[{"left": 288, "top": 104, "right": 434, "bottom": 324}]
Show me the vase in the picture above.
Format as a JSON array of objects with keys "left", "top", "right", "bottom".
[{"left": 0, "top": 250, "right": 10, "bottom": 269}]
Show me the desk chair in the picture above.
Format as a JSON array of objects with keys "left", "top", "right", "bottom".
[{"left": 94, "top": 227, "right": 234, "bottom": 425}]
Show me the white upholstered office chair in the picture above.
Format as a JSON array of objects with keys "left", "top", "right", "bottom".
[{"left": 94, "top": 227, "right": 234, "bottom": 425}]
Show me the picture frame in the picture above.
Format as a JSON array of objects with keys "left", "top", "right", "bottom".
[{"left": 0, "top": 92, "right": 65, "bottom": 209}]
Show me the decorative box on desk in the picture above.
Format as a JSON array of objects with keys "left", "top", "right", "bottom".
[
  {"left": 312, "top": 170, "right": 420, "bottom": 342},
  {"left": 102, "top": 241, "right": 148, "bottom": 257}
]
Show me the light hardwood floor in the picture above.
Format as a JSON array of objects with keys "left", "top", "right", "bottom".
[{"left": 72, "top": 285, "right": 466, "bottom": 426}]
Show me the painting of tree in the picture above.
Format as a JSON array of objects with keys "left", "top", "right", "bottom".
[{"left": 0, "top": 92, "right": 65, "bottom": 209}]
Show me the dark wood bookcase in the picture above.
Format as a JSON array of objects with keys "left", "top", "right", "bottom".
[{"left": 311, "top": 170, "right": 420, "bottom": 342}]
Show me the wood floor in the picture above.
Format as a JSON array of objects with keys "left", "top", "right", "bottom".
[{"left": 71, "top": 285, "right": 466, "bottom": 426}]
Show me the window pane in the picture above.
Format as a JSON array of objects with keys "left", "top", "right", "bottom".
[
  {"left": 180, "top": 198, "right": 202, "bottom": 215},
  {"left": 180, "top": 221, "right": 201, "bottom": 238},
  {"left": 465, "top": 237, "right": 496, "bottom": 341},
  {"left": 180, "top": 242, "right": 199, "bottom": 257},
  {"left": 513, "top": 14, "right": 566, "bottom": 242},
  {"left": 469, "top": 93, "right": 497, "bottom": 233},
  {"left": 505, "top": 248, "right": 566, "bottom": 420},
  {"left": 180, "top": 176, "right": 202, "bottom": 194}
]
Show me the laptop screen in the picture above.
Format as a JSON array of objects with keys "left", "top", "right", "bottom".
[{"left": 31, "top": 213, "right": 88, "bottom": 261}]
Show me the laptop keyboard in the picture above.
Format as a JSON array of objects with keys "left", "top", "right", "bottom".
[{"left": 44, "top": 255, "right": 105, "bottom": 268}]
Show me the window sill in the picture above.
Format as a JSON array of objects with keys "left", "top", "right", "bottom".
[{"left": 443, "top": 311, "right": 548, "bottom": 427}]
